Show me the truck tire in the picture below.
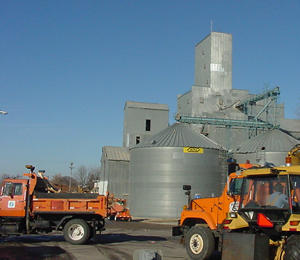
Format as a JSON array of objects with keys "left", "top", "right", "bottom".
[
  {"left": 63, "top": 219, "right": 90, "bottom": 245},
  {"left": 284, "top": 236, "right": 300, "bottom": 260},
  {"left": 185, "top": 226, "right": 215, "bottom": 260}
]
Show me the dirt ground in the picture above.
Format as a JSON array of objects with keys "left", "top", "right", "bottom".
[{"left": 0, "top": 220, "right": 222, "bottom": 260}]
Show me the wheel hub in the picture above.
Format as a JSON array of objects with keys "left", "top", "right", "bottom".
[
  {"left": 190, "top": 233, "right": 204, "bottom": 254},
  {"left": 69, "top": 224, "right": 84, "bottom": 241}
]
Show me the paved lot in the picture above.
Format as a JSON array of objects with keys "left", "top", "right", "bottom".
[{"left": 0, "top": 220, "right": 190, "bottom": 260}]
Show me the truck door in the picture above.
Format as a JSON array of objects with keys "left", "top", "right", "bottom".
[
  {"left": 228, "top": 177, "right": 243, "bottom": 212},
  {"left": 0, "top": 180, "right": 28, "bottom": 217},
  {"left": 217, "top": 176, "right": 242, "bottom": 224}
]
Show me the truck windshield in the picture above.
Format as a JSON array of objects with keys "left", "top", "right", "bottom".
[
  {"left": 240, "top": 175, "right": 289, "bottom": 210},
  {"left": 229, "top": 177, "right": 243, "bottom": 195},
  {"left": 3, "top": 183, "right": 23, "bottom": 196}
]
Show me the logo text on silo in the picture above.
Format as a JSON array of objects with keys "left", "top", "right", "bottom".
[{"left": 183, "top": 147, "right": 204, "bottom": 154}]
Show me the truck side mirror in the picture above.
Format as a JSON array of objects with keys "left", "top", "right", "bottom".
[
  {"left": 183, "top": 185, "right": 191, "bottom": 209},
  {"left": 183, "top": 185, "right": 191, "bottom": 191}
]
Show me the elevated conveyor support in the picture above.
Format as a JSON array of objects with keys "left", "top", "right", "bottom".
[{"left": 235, "top": 86, "right": 280, "bottom": 115}]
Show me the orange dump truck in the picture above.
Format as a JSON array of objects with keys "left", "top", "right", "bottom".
[{"left": 0, "top": 166, "right": 107, "bottom": 244}]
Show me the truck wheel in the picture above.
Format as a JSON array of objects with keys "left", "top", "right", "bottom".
[
  {"left": 63, "top": 219, "right": 90, "bottom": 245},
  {"left": 284, "top": 236, "right": 300, "bottom": 260},
  {"left": 185, "top": 226, "right": 215, "bottom": 260}
]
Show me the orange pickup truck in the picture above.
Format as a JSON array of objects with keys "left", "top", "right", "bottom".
[{"left": 0, "top": 166, "right": 107, "bottom": 244}]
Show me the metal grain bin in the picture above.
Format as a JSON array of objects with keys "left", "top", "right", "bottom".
[
  {"left": 234, "top": 129, "right": 300, "bottom": 166},
  {"left": 128, "top": 123, "right": 227, "bottom": 218},
  {"left": 100, "top": 146, "right": 130, "bottom": 198}
]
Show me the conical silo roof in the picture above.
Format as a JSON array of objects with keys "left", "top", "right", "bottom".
[
  {"left": 134, "top": 123, "right": 224, "bottom": 149},
  {"left": 234, "top": 129, "right": 300, "bottom": 153}
]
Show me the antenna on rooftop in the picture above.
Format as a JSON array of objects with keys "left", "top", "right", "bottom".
[{"left": 210, "top": 20, "right": 213, "bottom": 33}]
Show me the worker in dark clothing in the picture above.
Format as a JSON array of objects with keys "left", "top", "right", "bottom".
[{"left": 227, "top": 158, "right": 239, "bottom": 175}]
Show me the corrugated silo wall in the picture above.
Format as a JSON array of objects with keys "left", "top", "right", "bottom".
[
  {"left": 106, "top": 160, "right": 129, "bottom": 199},
  {"left": 128, "top": 147, "right": 227, "bottom": 218},
  {"left": 234, "top": 152, "right": 287, "bottom": 166}
]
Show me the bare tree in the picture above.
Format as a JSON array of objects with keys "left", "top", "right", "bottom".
[
  {"left": 89, "top": 167, "right": 101, "bottom": 180},
  {"left": 51, "top": 173, "right": 78, "bottom": 192},
  {"left": 86, "top": 168, "right": 100, "bottom": 190},
  {"left": 0, "top": 173, "right": 22, "bottom": 182},
  {"left": 0, "top": 173, "right": 10, "bottom": 183},
  {"left": 76, "top": 166, "right": 88, "bottom": 187},
  {"left": 75, "top": 167, "right": 101, "bottom": 190}
]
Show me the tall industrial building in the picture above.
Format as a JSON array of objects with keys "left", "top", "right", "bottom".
[
  {"left": 178, "top": 32, "right": 233, "bottom": 117},
  {"left": 194, "top": 32, "right": 232, "bottom": 93},
  {"left": 123, "top": 101, "right": 169, "bottom": 148},
  {"left": 177, "top": 32, "right": 300, "bottom": 150}
]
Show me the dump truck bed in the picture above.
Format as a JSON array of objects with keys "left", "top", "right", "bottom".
[
  {"left": 34, "top": 192, "right": 99, "bottom": 199},
  {"left": 32, "top": 192, "right": 107, "bottom": 217}
]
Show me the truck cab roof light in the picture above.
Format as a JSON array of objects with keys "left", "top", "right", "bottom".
[{"left": 285, "top": 156, "right": 292, "bottom": 166}]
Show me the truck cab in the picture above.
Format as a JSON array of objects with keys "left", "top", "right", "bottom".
[
  {"left": 0, "top": 178, "right": 28, "bottom": 218},
  {"left": 177, "top": 172, "right": 243, "bottom": 231},
  {"left": 172, "top": 171, "right": 244, "bottom": 260}
]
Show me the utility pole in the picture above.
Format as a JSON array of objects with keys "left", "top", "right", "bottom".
[{"left": 69, "top": 162, "right": 74, "bottom": 192}]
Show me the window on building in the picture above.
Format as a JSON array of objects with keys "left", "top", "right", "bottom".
[
  {"left": 145, "top": 119, "right": 151, "bottom": 132},
  {"left": 136, "top": 136, "right": 140, "bottom": 144}
]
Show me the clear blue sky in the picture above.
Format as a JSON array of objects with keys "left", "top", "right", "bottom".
[{"left": 1, "top": 1, "right": 299, "bottom": 176}]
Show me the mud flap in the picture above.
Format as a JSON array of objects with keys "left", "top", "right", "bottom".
[{"left": 172, "top": 226, "right": 183, "bottom": 236}]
